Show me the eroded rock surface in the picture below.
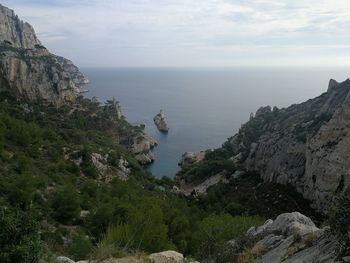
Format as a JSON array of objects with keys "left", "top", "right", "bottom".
[
  {"left": 0, "top": 4, "right": 87, "bottom": 106},
  {"left": 154, "top": 110, "right": 169, "bottom": 132},
  {"left": 55, "top": 55, "right": 89, "bottom": 86},
  {"left": 178, "top": 151, "right": 206, "bottom": 168},
  {"left": 242, "top": 212, "right": 339, "bottom": 263},
  {"left": 179, "top": 78, "right": 350, "bottom": 211}
]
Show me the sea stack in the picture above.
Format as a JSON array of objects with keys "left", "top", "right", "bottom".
[{"left": 154, "top": 110, "right": 169, "bottom": 132}]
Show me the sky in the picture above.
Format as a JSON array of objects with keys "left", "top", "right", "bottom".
[{"left": 3, "top": 0, "right": 350, "bottom": 68}]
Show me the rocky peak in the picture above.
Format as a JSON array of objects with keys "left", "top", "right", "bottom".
[
  {"left": 0, "top": 4, "right": 88, "bottom": 106},
  {"left": 328, "top": 78, "right": 340, "bottom": 92},
  {"left": 255, "top": 105, "right": 272, "bottom": 117},
  {"left": 0, "top": 4, "right": 41, "bottom": 49}
]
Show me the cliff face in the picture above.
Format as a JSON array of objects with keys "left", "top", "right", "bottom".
[
  {"left": 179, "top": 79, "right": 350, "bottom": 211},
  {"left": 0, "top": 4, "right": 41, "bottom": 49},
  {"left": 236, "top": 79, "right": 350, "bottom": 210},
  {"left": 0, "top": 4, "right": 87, "bottom": 106},
  {"left": 55, "top": 55, "right": 89, "bottom": 86}
]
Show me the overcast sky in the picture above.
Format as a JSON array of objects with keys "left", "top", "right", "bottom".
[{"left": 3, "top": 0, "right": 350, "bottom": 68}]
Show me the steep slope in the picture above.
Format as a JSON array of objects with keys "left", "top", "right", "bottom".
[
  {"left": 55, "top": 55, "right": 89, "bottom": 85},
  {"left": 0, "top": 4, "right": 86, "bottom": 106},
  {"left": 0, "top": 4, "right": 41, "bottom": 49},
  {"left": 177, "top": 78, "right": 350, "bottom": 211}
]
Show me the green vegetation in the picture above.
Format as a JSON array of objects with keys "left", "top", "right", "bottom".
[
  {"left": 0, "top": 206, "right": 42, "bottom": 263},
  {"left": 191, "top": 214, "right": 263, "bottom": 261},
  {"left": 329, "top": 188, "right": 350, "bottom": 256},
  {"left": 0, "top": 92, "right": 265, "bottom": 262}
]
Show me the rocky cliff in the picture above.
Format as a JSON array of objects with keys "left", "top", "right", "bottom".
[
  {"left": 0, "top": 4, "right": 41, "bottom": 49},
  {"left": 55, "top": 55, "right": 89, "bottom": 86},
  {"left": 178, "top": 78, "right": 350, "bottom": 211},
  {"left": 0, "top": 4, "right": 87, "bottom": 106}
]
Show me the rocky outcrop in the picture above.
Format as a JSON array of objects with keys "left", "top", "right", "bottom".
[
  {"left": 179, "top": 171, "right": 229, "bottom": 196},
  {"left": 239, "top": 212, "right": 339, "bottom": 262},
  {"left": 63, "top": 149, "right": 131, "bottom": 181},
  {"left": 0, "top": 46, "right": 83, "bottom": 105},
  {"left": 0, "top": 4, "right": 86, "bottom": 106},
  {"left": 154, "top": 110, "right": 169, "bottom": 132},
  {"left": 57, "top": 250, "right": 187, "bottom": 263},
  {"left": 127, "top": 133, "right": 157, "bottom": 165},
  {"left": 180, "top": 78, "right": 350, "bottom": 211},
  {"left": 55, "top": 55, "right": 89, "bottom": 86},
  {"left": 328, "top": 78, "right": 340, "bottom": 92},
  {"left": 148, "top": 250, "right": 184, "bottom": 262},
  {"left": 178, "top": 151, "right": 206, "bottom": 168},
  {"left": 0, "top": 4, "right": 41, "bottom": 49}
]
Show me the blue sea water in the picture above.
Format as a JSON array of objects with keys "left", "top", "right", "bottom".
[{"left": 82, "top": 67, "right": 350, "bottom": 178}]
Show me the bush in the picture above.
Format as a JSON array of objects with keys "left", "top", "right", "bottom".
[
  {"left": 0, "top": 207, "right": 42, "bottom": 263},
  {"left": 94, "top": 200, "right": 174, "bottom": 258},
  {"left": 329, "top": 188, "right": 350, "bottom": 255},
  {"left": 237, "top": 244, "right": 266, "bottom": 263},
  {"left": 7, "top": 173, "right": 36, "bottom": 210},
  {"left": 191, "top": 214, "right": 264, "bottom": 261},
  {"left": 69, "top": 234, "right": 93, "bottom": 261},
  {"left": 50, "top": 184, "right": 81, "bottom": 224}
]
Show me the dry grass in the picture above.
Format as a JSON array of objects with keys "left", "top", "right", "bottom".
[
  {"left": 304, "top": 232, "right": 317, "bottom": 247},
  {"left": 237, "top": 244, "right": 267, "bottom": 263}
]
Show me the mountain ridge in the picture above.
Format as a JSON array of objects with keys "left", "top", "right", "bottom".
[{"left": 177, "top": 78, "right": 350, "bottom": 211}]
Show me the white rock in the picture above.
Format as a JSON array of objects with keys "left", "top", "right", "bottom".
[
  {"left": 148, "top": 250, "right": 184, "bottom": 263},
  {"left": 57, "top": 256, "right": 75, "bottom": 263}
]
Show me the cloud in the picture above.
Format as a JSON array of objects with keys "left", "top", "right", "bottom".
[{"left": 3, "top": 0, "right": 350, "bottom": 67}]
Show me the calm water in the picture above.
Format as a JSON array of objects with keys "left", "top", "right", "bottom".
[{"left": 82, "top": 67, "right": 350, "bottom": 178}]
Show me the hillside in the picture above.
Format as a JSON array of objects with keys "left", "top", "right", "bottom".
[
  {"left": 0, "top": 3, "right": 349, "bottom": 263},
  {"left": 177, "top": 78, "right": 350, "bottom": 211}
]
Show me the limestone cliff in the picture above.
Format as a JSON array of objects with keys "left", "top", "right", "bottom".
[
  {"left": 179, "top": 78, "right": 350, "bottom": 211},
  {"left": 0, "top": 4, "right": 87, "bottom": 106},
  {"left": 55, "top": 55, "right": 89, "bottom": 86},
  {"left": 0, "top": 4, "right": 41, "bottom": 49}
]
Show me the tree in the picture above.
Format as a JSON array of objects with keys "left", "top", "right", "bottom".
[{"left": 50, "top": 184, "right": 81, "bottom": 224}]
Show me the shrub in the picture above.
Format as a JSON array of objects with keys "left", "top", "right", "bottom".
[
  {"left": 50, "top": 184, "right": 81, "bottom": 224},
  {"left": 7, "top": 173, "right": 36, "bottom": 210},
  {"left": 0, "top": 207, "right": 42, "bottom": 263},
  {"left": 191, "top": 214, "right": 264, "bottom": 261},
  {"left": 304, "top": 232, "right": 316, "bottom": 247},
  {"left": 94, "top": 200, "right": 174, "bottom": 257},
  {"left": 69, "top": 234, "right": 93, "bottom": 261},
  {"left": 329, "top": 188, "right": 350, "bottom": 255},
  {"left": 237, "top": 244, "right": 267, "bottom": 263}
]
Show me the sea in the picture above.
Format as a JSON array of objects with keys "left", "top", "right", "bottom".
[{"left": 82, "top": 67, "right": 350, "bottom": 178}]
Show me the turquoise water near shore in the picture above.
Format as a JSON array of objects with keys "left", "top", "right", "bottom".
[{"left": 83, "top": 67, "right": 350, "bottom": 178}]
